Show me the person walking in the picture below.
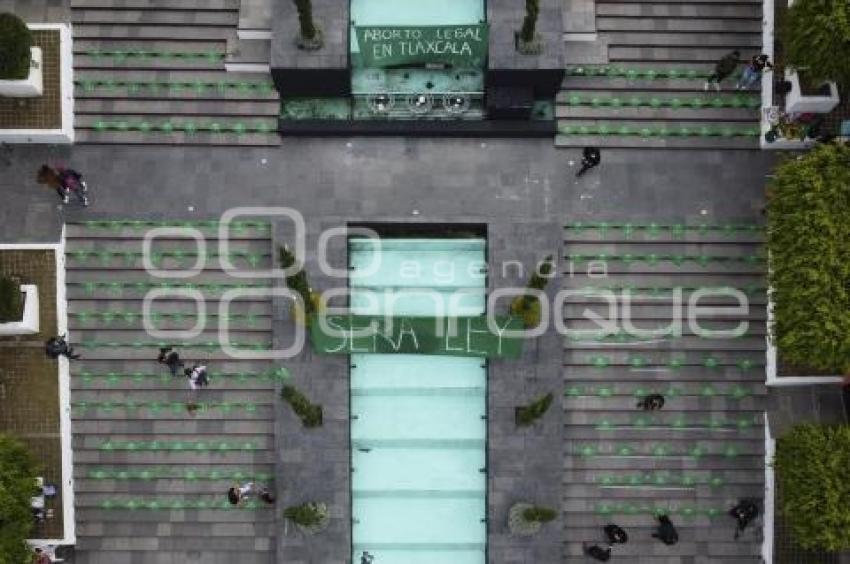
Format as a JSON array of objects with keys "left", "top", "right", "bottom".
[
  {"left": 736, "top": 54, "right": 773, "bottom": 90},
  {"left": 360, "top": 551, "right": 375, "bottom": 564},
  {"left": 636, "top": 393, "right": 665, "bottom": 411},
  {"left": 584, "top": 543, "right": 611, "bottom": 561},
  {"left": 704, "top": 50, "right": 741, "bottom": 92},
  {"left": 604, "top": 524, "right": 628, "bottom": 545},
  {"left": 157, "top": 346, "right": 184, "bottom": 377},
  {"left": 184, "top": 364, "right": 209, "bottom": 414},
  {"left": 36, "top": 164, "right": 89, "bottom": 206},
  {"left": 729, "top": 499, "right": 759, "bottom": 539},
  {"left": 227, "top": 482, "right": 275, "bottom": 505},
  {"left": 45, "top": 335, "right": 81, "bottom": 360},
  {"left": 576, "top": 147, "right": 601, "bottom": 178},
  {"left": 652, "top": 514, "right": 679, "bottom": 545},
  {"left": 32, "top": 547, "right": 52, "bottom": 564}
]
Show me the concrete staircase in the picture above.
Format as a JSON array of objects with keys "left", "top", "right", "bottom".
[
  {"left": 561, "top": 221, "right": 766, "bottom": 562},
  {"left": 557, "top": 0, "right": 764, "bottom": 148},
  {"left": 71, "top": 0, "right": 280, "bottom": 146},
  {"left": 66, "top": 220, "right": 279, "bottom": 564}
]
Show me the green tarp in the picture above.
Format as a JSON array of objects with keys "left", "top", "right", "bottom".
[
  {"left": 354, "top": 24, "right": 489, "bottom": 68},
  {"left": 309, "top": 314, "right": 523, "bottom": 359}
]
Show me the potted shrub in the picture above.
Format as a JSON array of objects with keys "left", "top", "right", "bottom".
[
  {"left": 281, "top": 385, "right": 323, "bottom": 427},
  {"left": 515, "top": 392, "right": 553, "bottom": 426},
  {"left": 767, "top": 143, "right": 850, "bottom": 376},
  {"left": 279, "top": 245, "right": 320, "bottom": 326},
  {"left": 780, "top": 0, "right": 847, "bottom": 114},
  {"left": 0, "top": 434, "right": 38, "bottom": 563},
  {"left": 293, "top": 0, "right": 323, "bottom": 50},
  {"left": 508, "top": 503, "right": 557, "bottom": 536},
  {"left": 284, "top": 501, "right": 330, "bottom": 534},
  {"left": 775, "top": 424, "right": 850, "bottom": 550},
  {"left": 0, "top": 12, "right": 42, "bottom": 98},
  {"left": 516, "top": 0, "right": 542, "bottom": 54},
  {"left": 0, "top": 277, "right": 39, "bottom": 336},
  {"left": 511, "top": 255, "right": 554, "bottom": 329}
]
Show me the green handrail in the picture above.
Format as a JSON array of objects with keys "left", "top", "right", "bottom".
[
  {"left": 596, "top": 472, "right": 724, "bottom": 487},
  {"left": 88, "top": 467, "right": 273, "bottom": 481},
  {"left": 98, "top": 498, "right": 263, "bottom": 510},
  {"left": 563, "top": 93, "right": 760, "bottom": 109},
  {"left": 558, "top": 123, "right": 761, "bottom": 137}
]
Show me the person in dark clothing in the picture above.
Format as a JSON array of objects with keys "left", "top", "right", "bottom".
[
  {"left": 652, "top": 514, "right": 679, "bottom": 545},
  {"left": 584, "top": 543, "right": 612, "bottom": 561},
  {"left": 157, "top": 346, "right": 184, "bottom": 377},
  {"left": 737, "top": 54, "right": 773, "bottom": 90},
  {"left": 36, "top": 164, "right": 89, "bottom": 206},
  {"left": 360, "top": 551, "right": 374, "bottom": 564},
  {"left": 576, "top": 147, "right": 601, "bottom": 177},
  {"left": 45, "top": 335, "right": 81, "bottom": 360},
  {"left": 636, "top": 393, "right": 665, "bottom": 411},
  {"left": 704, "top": 50, "right": 741, "bottom": 92},
  {"left": 729, "top": 499, "right": 759, "bottom": 539},
  {"left": 604, "top": 524, "right": 628, "bottom": 544}
]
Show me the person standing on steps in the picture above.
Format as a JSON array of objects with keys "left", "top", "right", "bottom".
[
  {"left": 227, "top": 482, "right": 275, "bottom": 505},
  {"left": 583, "top": 543, "right": 611, "bottom": 561},
  {"left": 704, "top": 50, "right": 741, "bottom": 92},
  {"left": 736, "top": 54, "right": 773, "bottom": 90},
  {"left": 45, "top": 335, "right": 81, "bottom": 360},
  {"left": 184, "top": 364, "right": 209, "bottom": 413},
  {"left": 652, "top": 514, "right": 679, "bottom": 545},
  {"left": 157, "top": 346, "right": 184, "bottom": 378},
  {"left": 729, "top": 499, "right": 760, "bottom": 539},
  {"left": 576, "top": 147, "right": 601, "bottom": 178},
  {"left": 636, "top": 393, "right": 665, "bottom": 410},
  {"left": 36, "top": 164, "right": 89, "bottom": 206}
]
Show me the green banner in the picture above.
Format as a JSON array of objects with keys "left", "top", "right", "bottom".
[
  {"left": 355, "top": 24, "right": 489, "bottom": 68},
  {"left": 309, "top": 314, "right": 523, "bottom": 359}
]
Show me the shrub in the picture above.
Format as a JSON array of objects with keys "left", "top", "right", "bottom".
[
  {"left": 284, "top": 501, "right": 329, "bottom": 534},
  {"left": 0, "top": 434, "right": 38, "bottom": 563},
  {"left": 281, "top": 385, "right": 323, "bottom": 427},
  {"left": 767, "top": 143, "right": 850, "bottom": 373},
  {"left": 0, "top": 13, "right": 32, "bottom": 80},
  {"left": 279, "top": 245, "right": 317, "bottom": 322},
  {"left": 293, "top": 0, "right": 318, "bottom": 41},
  {"left": 519, "top": 0, "right": 540, "bottom": 43},
  {"left": 516, "top": 392, "right": 553, "bottom": 426},
  {"left": 780, "top": 0, "right": 850, "bottom": 86},
  {"left": 511, "top": 255, "right": 554, "bottom": 329},
  {"left": 522, "top": 506, "right": 557, "bottom": 522},
  {"left": 775, "top": 424, "right": 850, "bottom": 551},
  {"left": 0, "top": 277, "right": 22, "bottom": 322}
]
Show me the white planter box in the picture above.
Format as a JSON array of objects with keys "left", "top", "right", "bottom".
[
  {"left": 0, "top": 284, "right": 40, "bottom": 336},
  {"left": 784, "top": 69, "right": 839, "bottom": 115},
  {"left": 0, "top": 47, "right": 43, "bottom": 97}
]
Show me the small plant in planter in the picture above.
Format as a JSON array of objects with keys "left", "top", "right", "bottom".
[
  {"left": 293, "top": 0, "right": 323, "bottom": 51},
  {"left": 508, "top": 502, "right": 557, "bottom": 536},
  {"left": 284, "top": 501, "right": 330, "bottom": 534},
  {"left": 0, "top": 12, "right": 33, "bottom": 80},
  {"left": 511, "top": 255, "right": 554, "bottom": 329},
  {"left": 516, "top": 392, "right": 553, "bottom": 426},
  {"left": 516, "top": 0, "right": 543, "bottom": 55},
  {"left": 279, "top": 245, "right": 320, "bottom": 326},
  {"left": 0, "top": 277, "right": 23, "bottom": 323},
  {"left": 281, "top": 385, "right": 323, "bottom": 427}
]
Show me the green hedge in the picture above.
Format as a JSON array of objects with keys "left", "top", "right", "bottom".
[
  {"left": 775, "top": 424, "right": 850, "bottom": 551},
  {"left": 781, "top": 0, "right": 850, "bottom": 86},
  {"left": 516, "top": 392, "right": 553, "bottom": 426},
  {"left": 767, "top": 143, "right": 850, "bottom": 373},
  {"left": 0, "top": 13, "right": 32, "bottom": 80},
  {"left": 0, "top": 277, "right": 22, "bottom": 323},
  {"left": 280, "top": 385, "right": 322, "bottom": 427},
  {"left": 0, "top": 435, "right": 38, "bottom": 564}
]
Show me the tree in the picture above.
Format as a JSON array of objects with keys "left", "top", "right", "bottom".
[
  {"left": 519, "top": 0, "right": 540, "bottom": 43},
  {"left": 0, "top": 277, "right": 22, "bottom": 322},
  {"left": 767, "top": 143, "right": 850, "bottom": 373},
  {"left": 292, "top": 0, "right": 322, "bottom": 50},
  {"left": 775, "top": 424, "right": 850, "bottom": 551},
  {"left": 0, "top": 434, "right": 38, "bottom": 564},
  {"left": 0, "top": 12, "right": 32, "bottom": 80},
  {"left": 511, "top": 255, "right": 554, "bottom": 328},
  {"left": 278, "top": 245, "right": 317, "bottom": 321},
  {"left": 781, "top": 0, "right": 850, "bottom": 86}
]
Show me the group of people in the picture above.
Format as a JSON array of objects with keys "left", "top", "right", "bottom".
[
  {"left": 37, "top": 164, "right": 89, "bottom": 207},
  {"left": 157, "top": 346, "right": 210, "bottom": 413},
  {"left": 585, "top": 501, "right": 759, "bottom": 561},
  {"left": 706, "top": 51, "right": 773, "bottom": 92}
]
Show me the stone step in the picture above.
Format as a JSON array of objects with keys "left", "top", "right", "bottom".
[
  {"left": 65, "top": 220, "right": 272, "bottom": 239},
  {"left": 73, "top": 450, "right": 276, "bottom": 464},
  {"left": 564, "top": 526, "right": 761, "bottom": 544},
  {"left": 75, "top": 82, "right": 277, "bottom": 100},
  {"left": 76, "top": 521, "right": 275, "bottom": 538},
  {"left": 66, "top": 268, "right": 278, "bottom": 284},
  {"left": 72, "top": 378, "right": 279, "bottom": 392},
  {"left": 555, "top": 133, "right": 759, "bottom": 149},
  {"left": 563, "top": 469, "right": 765, "bottom": 486},
  {"left": 74, "top": 128, "right": 280, "bottom": 147},
  {"left": 73, "top": 388, "right": 275, "bottom": 402},
  {"left": 563, "top": 233, "right": 763, "bottom": 246},
  {"left": 71, "top": 419, "right": 274, "bottom": 434},
  {"left": 75, "top": 54, "right": 224, "bottom": 71},
  {"left": 560, "top": 261, "right": 764, "bottom": 275},
  {"left": 70, "top": 359, "right": 277, "bottom": 374},
  {"left": 596, "top": 3, "right": 762, "bottom": 18},
  {"left": 75, "top": 99, "right": 279, "bottom": 117},
  {"left": 560, "top": 273, "right": 766, "bottom": 288},
  {"left": 69, "top": 317, "right": 273, "bottom": 331},
  {"left": 562, "top": 76, "right": 718, "bottom": 92},
  {"left": 225, "top": 38, "right": 270, "bottom": 65},
  {"left": 563, "top": 483, "right": 763, "bottom": 500},
  {"left": 73, "top": 24, "right": 236, "bottom": 42},
  {"left": 562, "top": 396, "right": 763, "bottom": 411},
  {"left": 562, "top": 382, "right": 766, "bottom": 397},
  {"left": 562, "top": 409, "right": 764, "bottom": 424},
  {"left": 609, "top": 46, "right": 761, "bottom": 63},
  {"left": 563, "top": 350, "right": 764, "bottom": 366},
  {"left": 567, "top": 456, "right": 762, "bottom": 471},
  {"left": 66, "top": 349, "right": 274, "bottom": 361},
  {"left": 74, "top": 479, "right": 274, "bottom": 495},
  {"left": 72, "top": 9, "right": 237, "bottom": 26},
  {"left": 562, "top": 425, "right": 764, "bottom": 441},
  {"left": 71, "top": 0, "right": 239, "bottom": 9},
  {"left": 596, "top": 0, "right": 762, "bottom": 4},
  {"left": 563, "top": 302, "right": 767, "bottom": 320},
  {"left": 75, "top": 536, "right": 274, "bottom": 552},
  {"left": 562, "top": 368, "right": 766, "bottom": 382},
  {"left": 557, "top": 105, "right": 757, "bottom": 121},
  {"left": 71, "top": 407, "right": 274, "bottom": 420},
  {"left": 67, "top": 238, "right": 270, "bottom": 252},
  {"left": 563, "top": 337, "right": 766, "bottom": 352},
  {"left": 605, "top": 32, "right": 762, "bottom": 47},
  {"left": 597, "top": 17, "right": 762, "bottom": 33},
  {"left": 75, "top": 508, "right": 275, "bottom": 525},
  {"left": 556, "top": 91, "right": 760, "bottom": 110},
  {"left": 71, "top": 328, "right": 269, "bottom": 343},
  {"left": 563, "top": 539, "right": 762, "bottom": 558},
  {"left": 69, "top": 299, "right": 271, "bottom": 315},
  {"left": 73, "top": 433, "right": 273, "bottom": 449}
]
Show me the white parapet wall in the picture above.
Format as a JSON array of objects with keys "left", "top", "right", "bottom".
[{"left": 0, "top": 24, "right": 74, "bottom": 144}]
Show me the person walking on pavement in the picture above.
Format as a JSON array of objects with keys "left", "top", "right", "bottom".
[
  {"left": 704, "top": 50, "right": 741, "bottom": 92},
  {"left": 36, "top": 164, "right": 89, "bottom": 206},
  {"left": 576, "top": 147, "right": 601, "bottom": 178},
  {"left": 736, "top": 54, "right": 773, "bottom": 90},
  {"left": 45, "top": 335, "right": 81, "bottom": 360},
  {"left": 157, "top": 346, "right": 184, "bottom": 377}
]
